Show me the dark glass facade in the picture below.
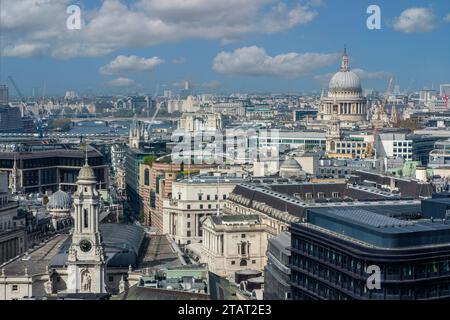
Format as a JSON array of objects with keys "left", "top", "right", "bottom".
[
  {"left": 410, "top": 135, "right": 442, "bottom": 165},
  {"left": 289, "top": 209, "right": 450, "bottom": 300},
  {"left": 0, "top": 148, "right": 108, "bottom": 193},
  {"left": 125, "top": 142, "right": 166, "bottom": 215},
  {"left": 264, "top": 232, "right": 292, "bottom": 300}
]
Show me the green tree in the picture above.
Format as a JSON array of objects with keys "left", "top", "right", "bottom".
[{"left": 142, "top": 155, "right": 158, "bottom": 166}]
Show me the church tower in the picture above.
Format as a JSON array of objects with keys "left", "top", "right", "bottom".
[
  {"left": 129, "top": 117, "right": 145, "bottom": 149},
  {"left": 8, "top": 156, "right": 20, "bottom": 194},
  {"left": 326, "top": 97, "right": 342, "bottom": 153},
  {"left": 67, "top": 155, "right": 105, "bottom": 294}
]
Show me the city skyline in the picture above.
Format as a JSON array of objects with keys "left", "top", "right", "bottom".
[{"left": 1, "top": 0, "right": 449, "bottom": 96}]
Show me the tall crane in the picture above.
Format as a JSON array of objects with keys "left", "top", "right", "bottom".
[
  {"left": 7, "top": 75, "right": 44, "bottom": 137},
  {"left": 370, "top": 77, "right": 394, "bottom": 161},
  {"left": 7, "top": 75, "right": 29, "bottom": 117},
  {"left": 374, "top": 77, "right": 393, "bottom": 132},
  {"left": 7, "top": 75, "right": 26, "bottom": 103}
]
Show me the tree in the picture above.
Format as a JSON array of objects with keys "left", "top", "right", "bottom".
[
  {"left": 142, "top": 155, "right": 158, "bottom": 166},
  {"left": 394, "top": 119, "right": 422, "bottom": 132}
]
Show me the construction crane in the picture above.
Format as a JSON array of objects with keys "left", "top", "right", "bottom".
[
  {"left": 374, "top": 77, "right": 393, "bottom": 131},
  {"left": 7, "top": 75, "right": 26, "bottom": 103},
  {"left": 390, "top": 104, "right": 398, "bottom": 126},
  {"left": 7, "top": 75, "right": 30, "bottom": 117},
  {"left": 370, "top": 77, "right": 394, "bottom": 160},
  {"left": 7, "top": 75, "right": 44, "bottom": 137}
]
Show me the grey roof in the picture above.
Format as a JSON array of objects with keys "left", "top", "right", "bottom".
[
  {"left": 329, "top": 70, "right": 362, "bottom": 92},
  {"left": 99, "top": 223, "right": 145, "bottom": 256},
  {"left": 113, "top": 285, "right": 209, "bottom": 300},
  {"left": 1, "top": 235, "right": 69, "bottom": 276},
  {"left": 47, "top": 190, "right": 72, "bottom": 210},
  {"left": 139, "top": 235, "right": 182, "bottom": 269},
  {"left": 269, "top": 231, "right": 291, "bottom": 249},
  {"left": 230, "top": 183, "right": 422, "bottom": 220},
  {"left": 50, "top": 223, "right": 146, "bottom": 268},
  {"left": 324, "top": 208, "right": 415, "bottom": 228},
  {"left": 305, "top": 207, "right": 450, "bottom": 248},
  {"left": 280, "top": 157, "right": 302, "bottom": 170}
]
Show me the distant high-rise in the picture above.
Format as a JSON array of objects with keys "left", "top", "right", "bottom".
[
  {"left": 180, "top": 81, "right": 192, "bottom": 99},
  {"left": 64, "top": 90, "right": 77, "bottom": 100},
  {"left": 0, "top": 85, "right": 9, "bottom": 105}
]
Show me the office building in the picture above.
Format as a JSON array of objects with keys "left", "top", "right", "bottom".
[
  {"left": 0, "top": 173, "right": 26, "bottom": 265},
  {"left": 0, "top": 106, "right": 22, "bottom": 133},
  {"left": 290, "top": 204, "right": 450, "bottom": 300},
  {"left": 0, "top": 144, "right": 108, "bottom": 194},
  {"left": 264, "top": 231, "right": 291, "bottom": 300},
  {"left": 0, "top": 85, "right": 8, "bottom": 105}
]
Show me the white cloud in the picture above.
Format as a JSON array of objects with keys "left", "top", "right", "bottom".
[
  {"left": 314, "top": 69, "right": 392, "bottom": 86},
  {"left": 1, "top": 0, "right": 319, "bottom": 58},
  {"left": 393, "top": 8, "right": 436, "bottom": 33},
  {"left": 100, "top": 55, "right": 164, "bottom": 75},
  {"left": 352, "top": 69, "right": 392, "bottom": 80},
  {"left": 213, "top": 46, "right": 340, "bottom": 78},
  {"left": 2, "top": 43, "right": 49, "bottom": 57},
  {"left": 106, "top": 77, "right": 136, "bottom": 87},
  {"left": 445, "top": 14, "right": 450, "bottom": 23}
]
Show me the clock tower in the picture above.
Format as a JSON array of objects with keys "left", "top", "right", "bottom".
[{"left": 67, "top": 156, "right": 106, "bottom": 294}]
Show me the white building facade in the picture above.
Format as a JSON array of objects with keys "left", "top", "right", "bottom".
[{"left": 162, "top": 175, "right": 242, "bottom": 245}]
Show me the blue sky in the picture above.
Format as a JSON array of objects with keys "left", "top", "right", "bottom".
[{"left": 0, "top": 0, "right": 449, "bottom": 96}]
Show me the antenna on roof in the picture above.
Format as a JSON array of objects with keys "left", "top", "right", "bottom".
[{"left": 81, "top": 142, "right": 88, "bottom": 165}]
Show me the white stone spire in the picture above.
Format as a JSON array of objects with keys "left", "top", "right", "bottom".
[{"left": 340, "top": 46, "right": 349, "bottom": 72}]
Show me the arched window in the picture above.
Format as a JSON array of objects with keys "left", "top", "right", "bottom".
[{"left": 240, "top": 259, "right": 247, "bottom": 267}]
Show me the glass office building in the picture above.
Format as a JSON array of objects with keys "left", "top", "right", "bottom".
[{"left": 290, "top": 206, "right": 450, "bottom": 300}]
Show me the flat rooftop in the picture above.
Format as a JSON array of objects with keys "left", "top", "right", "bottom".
[
  {"left": 211, "top": 214, "right": 261, "bottom": 225},
  {"left": 177, "top": 175, "right": 244, "bottom": 184},
  {"left": 305, "top": 207, "right": 450, "bottom": 249}
]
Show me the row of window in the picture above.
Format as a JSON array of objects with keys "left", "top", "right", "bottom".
[
  {"left": 393, "top": 141, "right": 411, "bottom": 147},
  {"left": 336, "top": 142, "right": 367, "bottom": 148},
  {"left": 336, "top": 149, "right": 365, "bottom": 154},
  {"left": 393, "top": 148, "right": 412, "bottom": 153},
  {"left": 292, "top": 269, "right": 450, "bottom": 299},
  {"left": 293, "top": 236, "right": 450, "bottom": 280},
  {"left": 186, "top": 204, "right": 219, "bottom": 210},
  {"left": 294, "top": 192, "right": 340, "bottom": 199},
  {"left": 230, "top": 259, "right": 256, "bottom": 266}
]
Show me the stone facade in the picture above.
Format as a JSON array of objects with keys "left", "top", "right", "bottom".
[
  {"left": 162, "top": 175, "right": 242, "bottom": 245},
  {"left": 201, "top": 215, "right": 268, "bottom": 279}
]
